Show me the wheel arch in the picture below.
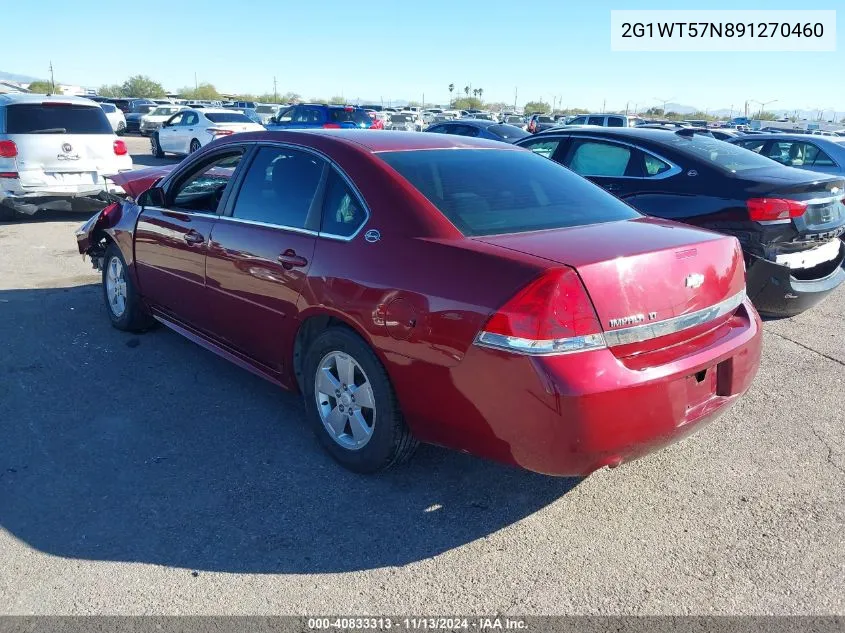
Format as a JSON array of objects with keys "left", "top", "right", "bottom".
[{"left": 292, "top": 310, "right": 380, "bottom": 393}]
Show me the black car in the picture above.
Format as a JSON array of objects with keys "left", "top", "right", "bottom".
[
  {"left": 516, "top": 127, "right": 845, "bottom": 316},
  {"left": 124, "top": 103, "right": 158, "bottom": 133},
  {"left": 527, "top": 114, "right": 556, "bottom": 134},
  {"left": 425, "top": 119, "right": 529, "bottom": 143}
]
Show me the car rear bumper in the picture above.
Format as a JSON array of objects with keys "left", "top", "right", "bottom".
[
  {"left": 403, "top": 298, "right": 762, "bottom": 476},
  {"left": 746, "top": 241, "right": 845, "bottom": 317},
  {"left": 1, "top": 181, "right": 127, "bottom": 214}
]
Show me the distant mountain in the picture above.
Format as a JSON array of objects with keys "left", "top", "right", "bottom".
[{"left": 0, "top": 70, "right": 44, "bottom": 84}]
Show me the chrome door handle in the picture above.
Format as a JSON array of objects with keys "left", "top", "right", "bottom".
[{"left": 184, "top": 230, "right": 204, "bottom": 245}]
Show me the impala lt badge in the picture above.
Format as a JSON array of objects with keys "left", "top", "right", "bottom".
[{"left": 685, "top": 273, "right": 705, "bottom": 289}]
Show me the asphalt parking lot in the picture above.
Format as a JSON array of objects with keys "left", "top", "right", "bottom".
[{"left": 1, "top": 135, "right": 843, "bottom": 615}]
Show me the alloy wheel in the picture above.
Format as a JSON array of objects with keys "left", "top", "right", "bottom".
[
  {"left": 105, "top": 256, "right": 127, "bottom": 318},
  {"left": 315, "top": 351, "right": 376, "bottom": 450}
]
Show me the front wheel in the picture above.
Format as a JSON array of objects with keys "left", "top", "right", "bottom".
[
  {"left": 102, "top": 243, "right": 155, "bottom": 332},
  {"left": 189, "top": 139, "right": 201, "bottom": 154},
  {"left": 303, "top": 327, "right": 418, "bottom": 473},
  {"left": 151, "top": 133, "right": 164, "bottom": 158}
]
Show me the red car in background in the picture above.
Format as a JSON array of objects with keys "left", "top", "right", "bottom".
[{"left": 76, "top": 130, "right": 762, "bottom": 475}]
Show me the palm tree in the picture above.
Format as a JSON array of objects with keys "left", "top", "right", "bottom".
[
  {"left": 477, "top": 88, "right": 483, "bottom": 101},
  {"left": 473, "top": 89, "right": 478, "bottom": 98},
  {"left": 448, "top": 83, "right": 454, "bottom": 106},
  {"left": 464, "top": 85, "right": 470, "bottom": 97}
]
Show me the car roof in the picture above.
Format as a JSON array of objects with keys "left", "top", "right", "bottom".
[
  {"left": 0, "top": 93, "right": 102, "bottom": 106},
  {"left": 436, "top": 118, "right": 496, "bottom": 129},
  {"left": 196, "top": 108, "right": 237, "bottom": 114},
  {"left": 536, "top": 126, "right": 703, "bottom": 143},
  {"left": 216, "top": 129, "right": 520, "bottom": 153}
]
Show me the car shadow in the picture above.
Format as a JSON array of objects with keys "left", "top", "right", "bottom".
[
  {"left": 0, "top": 285, "right": 581, "bottom": 574},
  {"left": 0, "top": 208, "right": 97, "bottom": 224}
]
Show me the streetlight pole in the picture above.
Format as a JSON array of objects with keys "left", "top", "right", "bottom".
[
  {"left": 749, "top": 99, "right": 778, "bottom": 120},
  {"left": 654, "top": 96, "right": 675, "bottom": 116}
]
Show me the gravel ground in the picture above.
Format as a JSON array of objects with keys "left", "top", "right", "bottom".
[{"left": 0, "top": 138, "right": 843, "bottom": 615}]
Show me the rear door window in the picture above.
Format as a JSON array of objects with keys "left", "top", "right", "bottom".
[
  {"left": 587, "top": 116, "right": 605, "bottom": 126},
  {"left": 519, "top": 138, "right": 561, "bottom": 159},
  {"left": 797, "top": 142, "right": 836, "bottom": 167},
  {"left": 566, "top": 140, "right": 633, "bottom": 177},
  {"left": 568, "top": 116, "right": 587, "bottom": 125},
  {"left": 6, "top": 104, "right": 112, "bottom": 134},
  {"left": 231, "top": 147, "right": 324, "bottom": 229},
  {"left": 378, "top": 149, "right": 639, "bottom": 236},
  {"left": 320, "top": 169, "right": 367, "bottom": 237},
  {"left": 607, "top": 116, "right": 624, "bottom": 127},
  {"left": 643, "top": 153, "right": 672, "bottom": 176}
]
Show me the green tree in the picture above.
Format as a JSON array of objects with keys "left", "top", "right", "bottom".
[
  {"left": 329, "top": 95, "right": 346, "bottom": 105},
  {"left": 281, "top": 91, "right": 301, "bottom": 103},
  {"left": 523, "top": 100, "right": 550, "bottom": 114},
  {"left": 448, "top": 83, "right": 454, "bottom": 106},
  {"left": 98, "top": 84, "right": 124, "bottom": 97},
  {"left": 477, "top": 88, "right": 483, "bottom": 100},
  {"left": 179, "top": 83, "right": 219, "bottom": 100},
  {"left": 27, "top": 80, "right": 60, "bottom": 94},
  {"left": 756, "top": 111, "right": 778, "bottom": 121},
  {"left": 121, "top": 75, "right": 165, "bottom": 98},
  {"left": 463, "top": 85, "right": 470, "bottom": 97},
  {"left": 452, "top": 97, "right": 483, "bottom": 110}
]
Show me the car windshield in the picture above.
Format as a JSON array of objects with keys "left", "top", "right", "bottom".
[
  {"left": 204, "top": 112, "right": 252, "bottom": 123},
  {"left": 391, "top": 114, "right": 413, "bottom": 122},
  {"left": 255, "top": 105, "right": 277, "bottom": 113},
  {"left": 6, "top": 103, "right": 113, "bottom": 134},
  {"left": 151, "top": 106, "right": 181, "bottom": 116},
  {"left": 378, "top": 149, "right": 639, "bottom": 236},
  {"left": 666, "top": 134, "right": 784, "bottom": 173},
  {"left": 488, "top": 124, "right": 530, "bottom": 141},
  {"left": 134, "top": 105, "right": 156, "bottom": 113},
  {"left": 329, "top": 108, "right": 372, "bottom": 125}
]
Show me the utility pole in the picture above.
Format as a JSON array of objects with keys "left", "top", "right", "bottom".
[
  {"left": 273, "top": 76, "right": 277, "bottom": 102},
  {"left": 625, "top": 101, "right": 629, "bottom": 115},
  {"left": 514, "top": 87, "right": 518, "bottom": 112},
  {"left": 602, "top": 98, "right": 606, "bottom": 112},
  {"left": 49, "top": 61, "right": 55, "bottom": 93},
  {"left": 194, "top": 72, "right": 198, "bottom": 90}
]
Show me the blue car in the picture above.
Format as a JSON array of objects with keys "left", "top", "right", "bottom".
[
  {"left": 266, "top": 104, "right": 377, "bottom": 130},
  {"left": 424, "top": 119, "right": 530, "bottom": 144}
]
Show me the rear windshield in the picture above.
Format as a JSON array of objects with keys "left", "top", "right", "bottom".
[
  {"left": 329, "top": 108, "right": 372, "bottom": 125},
  {"left": 204, "top": 112, "right": 252, "bottom": 123},
  {"left": 100, "top": 103, "right": 117, "bottom": 113},
  {"left": 538, "top": 116, "right": 553, "bottom": 123},
  {"left": 255, "top": 105, "right": 277, "bottom": 113},
  {"left": 6, "top": 103, "right": 113, "bottom": 134},
  {"left": 391, "top": 114, "right": 414, "bottom": 122},
  {"left": 665, "top": 134, "right": 783, "bottom": 173},
  {"left": 504, "top": 116, "right": 523, "bottom": 124},
  {"left": 378, "top": 149, "right": 639, "bottom": 236},
  {"left": 488, "top": 124, "right": 530, "bottom": 141}
]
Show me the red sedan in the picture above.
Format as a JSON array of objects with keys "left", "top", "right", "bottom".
[{"left": 76, "top": 130, "right": 762, "bottom": 475}]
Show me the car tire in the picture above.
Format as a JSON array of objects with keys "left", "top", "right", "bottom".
[
  {"left": 303, "top": 327, "right": 419, "bottom": 473},
  {"left": 102, "top": 242, "right": 155, "bottom": 332},
  {"left": 151, "top": 133, "right": 165, "bottom": 158},
  {"left": 116, "top": 121, "right": 126, "bottom": 136},
  {"left": 189, "top": 139, "right": 201, "bottom": 154}
]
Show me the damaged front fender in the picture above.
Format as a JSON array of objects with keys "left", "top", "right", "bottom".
[{"left": 75, "top": 198, "right": 142, "bottom": 273}]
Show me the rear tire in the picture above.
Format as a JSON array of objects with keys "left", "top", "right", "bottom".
[
  {"left": 102, "top": 243, "right": 155, "bottom": 332},
  {"left": 303, "top": 327, "right": 418, "bottom": 473},
  {"left": 151, "top": 133, "right": 164, "bottom": 158},
  {"left": 116, "top": 121, "right": 126, "bottom": 136},
  {"left": 189, "top": 139, "right": 201, "bottom": 154}
]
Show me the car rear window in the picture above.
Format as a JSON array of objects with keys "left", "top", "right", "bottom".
[
  {"left": 666, "top": 134, "right": 783, "bottom": 173},
  {"left": 538, "top": 116, "right": 553, "bottom": 123},
  {"left": 329, "top": 108, "right": 372, "bottom": 125},
  {"left": 204, "top": 112, "right": 252, "bottom": 123},
  {"left": 100, "top": 103, "right": 117, "bottom": 113},
  {"left": 378, "top": 149, "right": 639, "bottom": 236},
  {"left": 6, "top": 103, "right": 113, "bottom": 134},
  {"left": 488, "top": 124, "right": 529, "bottom": 141}
]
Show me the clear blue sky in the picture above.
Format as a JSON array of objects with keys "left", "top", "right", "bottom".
[{"left": 4, "top": 0, "right": 843, "bottom": 113}]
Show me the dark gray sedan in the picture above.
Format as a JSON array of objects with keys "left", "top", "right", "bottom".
[
  {"left": 728, "top": 133, "right": 845, "bottom": 176},
  {"left": 424, "top": 119, "right": 529, "bottom": 143}
]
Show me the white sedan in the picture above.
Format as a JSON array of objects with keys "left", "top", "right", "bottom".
[
  {"left": 139, "top": 105, "right": 187, "bottom": 136},
  {"left": 151, "top": 109, "right": 264, "bottom": 157},
  {"left": 100, "top": 102, "right": 127, "bottom": 135}
]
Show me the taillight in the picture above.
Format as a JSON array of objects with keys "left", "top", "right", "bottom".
[
  {"left": 476, "top": 268, "right": 606, "bottom": 355},
  {"left": 0, "top": 172, "right": 18, "bottom": 179},
  {"left": 746, "top": 197, "right": 807, "bottom": 221},
  {"left": 0, "top": 140, "right": 18, "bottom": 158},
  {"left": 113, "top": 140, "right": 128, "bottom": 156},
  {"left": 323, "top": 123, "right": 341, "bottom": 129},
  {"left": 207, "top": 128, "right": 234, "bottom": 136},
  {"left": 370, "top": 120, "right": 384, "bottom": 130}
]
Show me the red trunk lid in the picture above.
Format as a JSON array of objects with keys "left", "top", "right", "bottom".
[
  {"left": 476, "top": 217, "right": 745, "bottom": 340},
  {"left": 112, "top": 165, "right": 175, "bottom": 197}
]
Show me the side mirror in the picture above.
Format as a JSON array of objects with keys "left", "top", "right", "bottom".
[{"left": 138, "top": 186, "right": 165, "bottom": 207}]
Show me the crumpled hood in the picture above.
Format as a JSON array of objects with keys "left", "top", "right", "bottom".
[{"left": 111, "top": 165, "right": 176, "bottom": 198}]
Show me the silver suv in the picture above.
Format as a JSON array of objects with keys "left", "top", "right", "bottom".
[
  {"left": 0, "top": 94, "right": 133, "bottom": 216},
  {"left": 565, "top": 113, "right": 644, "bottom": 127}
]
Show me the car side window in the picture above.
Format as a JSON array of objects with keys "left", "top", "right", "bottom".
[
  {"left": 521, "top": 139, "right": 561, "bottom": 159},
  {"left": 607, "top": 117, "right": 624, "bottom": 127},
  {"left": 321, "top": 169, "right": 367, "bottom": 237},
  {"left": 276, "top": 107, "right": 294, "bottom": 123},
  {"left": 166, "top": 113, "right": 184, "bottom": 127},
  {"left": 428, "top": 125, "right": 446, "bottom": 134},
  {"left": 231, "top": 146, "right": 324, "bottom": 229},
  {"left": 171, "top": 152, "right": 244, "bottom": 214},
  {"left": 181, "top": 112, "right": 198, "bottom": 126},
  {"left": 738, "top": 139, "right": 766, "bottom": 153},
  {"left": 293, "top": 107, "right": 309, "bottom": 123},
  {"left": 568, "top": 116, "right": 586, "bottom": 125},
  {"left": 587, "top": 116, "right": 605, "bottom": 126},
  {"left": 566, "top": 140, "right": 633, "bottom": 177},
  {"left": 800, "top": 143, "right": 836, "bottom": 167},
  {"left": 643, "top": 153, "right": 672, "bottom": 176}
]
